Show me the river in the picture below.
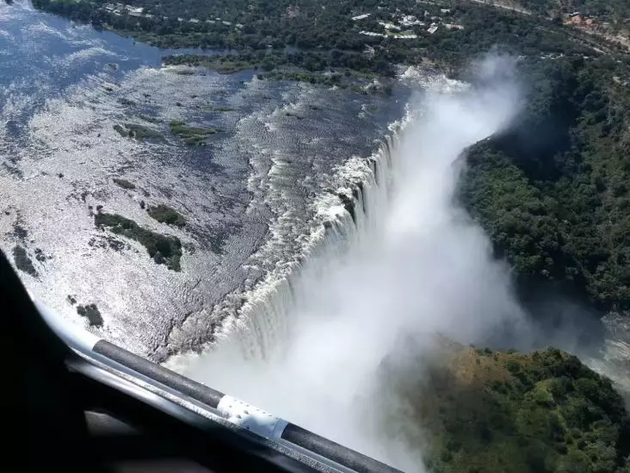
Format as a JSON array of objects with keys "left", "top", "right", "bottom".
[{"left": 0, "top": 0, "right": 408, "bottom": 361}]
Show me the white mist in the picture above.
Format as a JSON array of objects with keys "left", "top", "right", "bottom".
[{"left": 176, "top": 57, "right": 524, "bottom": 472}]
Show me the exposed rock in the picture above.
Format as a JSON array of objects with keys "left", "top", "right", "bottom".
[
  {"left": 337, "top": 192, "right": 356, "bottom": 223},
  {"left": 113, "top": 178, "right": 136, "bottom": 190}
]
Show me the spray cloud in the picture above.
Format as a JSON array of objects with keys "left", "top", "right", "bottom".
[{"left": 179, "top": 55, "right": 524, "bottom": 472}]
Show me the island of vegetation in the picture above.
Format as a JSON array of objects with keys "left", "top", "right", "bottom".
[
  {"left": 13, "top": 245, "right": 38, "bottom": 277},
  {"left": 147, "top": 204, "right": 186, "bottom": 227},
  {"left": 395, "top": 340, "right": 630, "bottom": 473},
  {"left": 95, "top": 212, "right": 182, "bottom": 271},
  {"left": 169, "top": 120, "right": 219, "bottom": 146}
]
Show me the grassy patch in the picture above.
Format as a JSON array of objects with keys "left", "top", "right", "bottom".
[
  {"left": 147, "top": 204, "right": 186, "bottom": 227},
  {"left": 95, "top": 212, "right": 182, "bottom": 271},
  {"left": 13, "top": 246, "right": 37, "bottom": 277},
  {"left": 77, "top": 303, "right": 103, "bottom": 327},
  {"left": 113, "top": 178, "right": 136, "bottom": 190},
  {"left": 169, "top": 120, "right": 220, "bottom": 146}
]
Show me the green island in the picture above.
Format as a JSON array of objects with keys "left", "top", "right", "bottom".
[
  {"left": 396, "top": 340, "right": 630, "bottom": 473},
  {"left": 95, "top": 212, "right": 182, "bottom": 271},
  {"left": 147, "top": 204, "right": 186, "bottom": 227},
  {"left": 31, "top": 0, "right": 630, "bottom": 470},
  {"left": 169, "top": 120, "right": 219, "bottom": 146}
]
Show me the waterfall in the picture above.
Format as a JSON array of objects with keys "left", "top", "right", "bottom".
[
  {"left": 223, "top": 130, "right": 400, "bottom": 363},
  {"left": 170, "top": 65, "right": 523, "bottom": 472}
]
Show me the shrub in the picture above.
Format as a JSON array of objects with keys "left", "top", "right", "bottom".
[
  {"left": 95, "top": 213, "right": 182, "bottom": 271},
  {"left": 77, "top": 303, "right": 103, "bottom": 327},
  {"left": 147, "top": 204, "right": 186, "bottom": 227}
]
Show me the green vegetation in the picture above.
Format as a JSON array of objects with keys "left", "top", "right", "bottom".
[
  {"left": 95, "top": 212, "right": 182, "bottom": 271},
  {"left": 147, "top": 204, "right": 186, "bottom": 227},
  {"left": 164, "top": 54, "right": 257, "bottom": 74},
  {"left": 460, "top": 54, "right": 630, "bottom": 311},
  {"left": 76, "top": 303, "right": 103, "bottom": 327},
  {"left": 113, "top": 123, "right": 163, "bottom": 141},
  {"left": 399, "top": 342, "right": 630, "bottom": 473},
  {"left": 13, "top": 246, "right": 38, "bottom": 277},
  {"left": 113, "top": 178, "right": 136, "bottom": 190},
  {"left": 169, "top": 120, "right": 219, "bottom": 145}
]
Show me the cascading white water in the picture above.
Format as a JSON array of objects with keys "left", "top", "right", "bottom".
[{"left": 170, "top": 59, "right": 525, "bottom": 472}]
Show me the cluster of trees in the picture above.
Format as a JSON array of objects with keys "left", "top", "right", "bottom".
[
  {"left": 460, "top": 53, "right": 630, "bottom": 312},
  {"left": 33, "top": 0, "right": 597, "bottom": 73},
  {"left": 407, "top": 344, "right": 630, "bottom": 473},
  {"left": 164, "top": 49, "right": 393, "bottom": 76},
  {"left": 95, "top": 212, "right": 182, "bottom": 271}
]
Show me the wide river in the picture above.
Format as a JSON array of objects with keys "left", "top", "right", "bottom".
[{"left": 0, "top": 0, "right": 410, "bottom": 361}]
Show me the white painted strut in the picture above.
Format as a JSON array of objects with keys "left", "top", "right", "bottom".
[{"left": 217, "top": 395, "right": 288, "bottom": 439}]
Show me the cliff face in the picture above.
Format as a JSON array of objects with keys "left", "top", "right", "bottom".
[{"left": 393, "top": 341, "right": 630, "bottom": 473}]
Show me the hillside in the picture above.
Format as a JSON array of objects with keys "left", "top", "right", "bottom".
[
  {"left": 393, "top": 341, "right": 630, "bottom": 473},
  {"left": 460, "top": 51, "right": 630, "bottom": 312}
]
